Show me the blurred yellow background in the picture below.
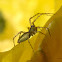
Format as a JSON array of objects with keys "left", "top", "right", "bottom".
[
  {"left": 0, "top": 0, "right": 54, "bottom": 52},
  {"left": 0, "top": 0, "right": 62, "bottom": 62}
]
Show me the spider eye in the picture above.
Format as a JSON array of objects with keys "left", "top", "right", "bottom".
[{"left": 31, "top": 25, "right": 35, "bottom": 27}]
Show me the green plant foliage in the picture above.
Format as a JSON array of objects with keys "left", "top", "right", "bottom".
[{"left": 0, "top": 11, "right": 5, "bottom": 33}]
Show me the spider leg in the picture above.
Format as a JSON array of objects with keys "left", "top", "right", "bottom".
[
  {"left": 37, "top": 27, "right": 51, "bottom": 37},
  {"left": 13, "top": 31, "right": 26, "bottom": 47},
  {"left": 28, "top": 39, "right": 34, "bottom": 52},
  {"left": 29, "top": 13, "right": 40, "bottom": 26},
  {"left": 37, "top": 31, "right": 46, "bottom": 35},
  {"left": 29, "top": 13, "right": 53, "bottom": 26},
  {"left": 27, "top": 27, "right": 30, "bottom": 30},
  {"left": 32, "top": 13, "right": 53, "bottom": 24}
]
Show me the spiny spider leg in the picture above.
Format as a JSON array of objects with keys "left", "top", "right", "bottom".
[
  {"left": 13, "top": 31, "right": 25, "bottom": 47},
  {"left": 37, "top": 27, "right": 51, "bottom": 37}
]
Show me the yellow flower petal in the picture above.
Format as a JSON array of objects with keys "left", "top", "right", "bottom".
[{"left": 28, "top": 6, "right": 62, "bottom": 62}]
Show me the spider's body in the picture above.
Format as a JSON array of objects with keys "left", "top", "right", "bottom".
[
  {"left": 18, "top": 32, "right": 29, "bottom": 43},
  {"left": 18, "top": 25, "right": 37, "bottom": 43},
  {"left": 29, "top": 25, "right": 37, "bottom": 36}
]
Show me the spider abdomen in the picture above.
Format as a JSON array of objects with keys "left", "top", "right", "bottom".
[{"left": 18, "top": 32, "right": 29, "bottom": 43}]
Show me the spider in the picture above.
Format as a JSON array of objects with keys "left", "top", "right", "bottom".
[{"left": 13, "top": 13, "right": 52, "bottom": 52}]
